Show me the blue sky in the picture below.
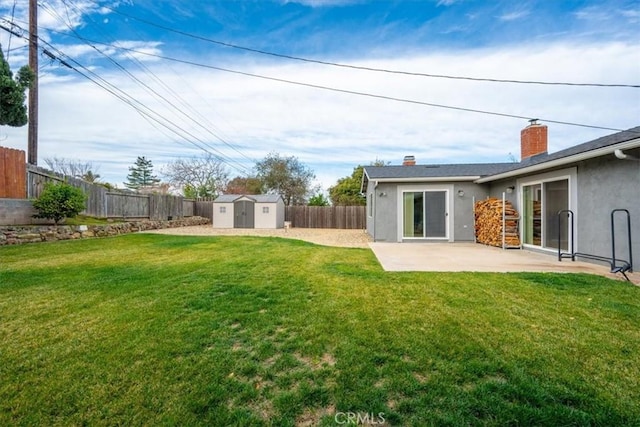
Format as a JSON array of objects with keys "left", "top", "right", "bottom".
[{"left": 1, "top": 0, "right": 639, "bottom": 192}]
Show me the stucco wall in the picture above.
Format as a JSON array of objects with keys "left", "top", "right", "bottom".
[
  {"left": 368, "top": 181, "right": 489, "bottom": 242},
  {"left": 453, "top": 182, "right": 491, "bottom": 241},
  {"left": 212, "top": 202, "right": 234, "bottom": 228},
  {"left": 488, "top": 179, "right": 519, "bottom": 207},
  {"left": 576, "top": 150, "right": 639, "bottom": 268},
  {"left": 367, "top": 182, "right": 398, "bottom": 242}
]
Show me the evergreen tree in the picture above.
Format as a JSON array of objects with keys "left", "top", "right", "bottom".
[
  {"left": 0, "top": 47, "right": 34, "bottom": 127},
  {"left": 124, "top": 156, "right": 160, "bottom": 190}
]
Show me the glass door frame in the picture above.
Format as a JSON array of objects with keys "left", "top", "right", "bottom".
[
  {"left": 517, "top": 168, "right": 577, "bottom": 253},
  {"left": 398, "top": 184, "right": 453, "bottom": 242}
]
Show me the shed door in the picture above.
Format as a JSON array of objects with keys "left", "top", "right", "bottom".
[{"left": 234, "top": 200, "right": 255, "bottom": 228}]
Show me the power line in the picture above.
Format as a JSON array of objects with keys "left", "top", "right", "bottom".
[
  {"left": 100, "top": 4, "right": 639, "bottom": 89},
  {"left": 3, "top": 20, "right": 637, "bottom": 136},
  {"left": 55, "top": 0, "right": 257, "bottom": 166},
  {"left": 34, "top": 39, "right": 252, "bottom": 175},
  {"left": 2, "top": 21, "right": 252, "bottom": 176},
  {"left": 39, "top": 2, "right": 252, "bottom": 174},
  {"left": 37, "top": 32, "right": 637, "bottom": 135},
  {"left": 4, "top": 0, "right": 17, "bottom": 61}
]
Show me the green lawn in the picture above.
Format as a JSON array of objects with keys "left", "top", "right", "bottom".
[{"left": 1, "top": 234, "right": 639, "bottom": 426}]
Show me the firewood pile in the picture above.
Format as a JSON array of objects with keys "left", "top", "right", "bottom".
[{"left": 474, "top": 198, "right": 521, "bottom": 247}]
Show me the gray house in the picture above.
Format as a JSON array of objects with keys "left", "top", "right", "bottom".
[
  {"left": 362, "top": 122, "right": 639, "bottom": 268},
  {"left": 213, "top": 194, "right": 285, "bottom": 229}
]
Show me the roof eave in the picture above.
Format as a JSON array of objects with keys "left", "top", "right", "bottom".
[
  {"left": 475, "top": 138, "right": 640, "bottom": 183},
  {"left": 373, "top": 176, "right": 482, "bottom": 183},
  {"left": 360, "top": 169, "right": 370, "bottom": 193}
]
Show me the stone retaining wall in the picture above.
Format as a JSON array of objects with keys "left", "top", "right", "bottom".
[{"left": 0, "top": 216, "right": 211, "bottom": 246}]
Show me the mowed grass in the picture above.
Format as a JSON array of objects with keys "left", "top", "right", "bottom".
[{"left": 1, "top": 234, "right": 639, "bottom": 426}]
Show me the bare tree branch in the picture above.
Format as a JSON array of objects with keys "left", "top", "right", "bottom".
[{"left": 161, "top": 154, "right": 229, "bottom": 198}]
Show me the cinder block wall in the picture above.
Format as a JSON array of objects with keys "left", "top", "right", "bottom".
[{"left": 0, "top": 199, "right": 53, "bottom": 226}]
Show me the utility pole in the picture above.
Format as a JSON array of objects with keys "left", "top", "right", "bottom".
[{"left": 28, "top": 0, "right": 38, "bottom": 165}]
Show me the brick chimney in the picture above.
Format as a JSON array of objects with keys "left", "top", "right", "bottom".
[
  {"left": 403, "top": 155, "right": 416, "bottom": 166},
  {"left": 521, "top": 119, "right": 548, "bottom": 161}
]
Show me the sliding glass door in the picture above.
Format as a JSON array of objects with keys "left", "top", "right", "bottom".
[
  {"left": 403, "top": 191, "right": 447, "bottom": 239},
  {"left": 522, "top": 179, "right": 568, "bottom": 250}
]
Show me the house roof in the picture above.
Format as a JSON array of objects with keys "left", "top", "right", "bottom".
[
  {"left": 364, "top": 162, "right": 514, "bottom": 181},
  {"left": 477, "top": 125, "right": 640, "bottom": 182},
  {"left": 362, "top": 126, "right": 640, "bottom": 189},
  {"left": 214, "top": 194, "right": 282, "bottom": 203}
]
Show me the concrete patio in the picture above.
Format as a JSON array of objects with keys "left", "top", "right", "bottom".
[{"left": 369, "top": 242, "right": 638, "bottom": 283}]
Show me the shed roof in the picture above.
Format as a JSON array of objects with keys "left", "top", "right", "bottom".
[{"left": 214, "top": 194, "right": 283, "bottom": 203}]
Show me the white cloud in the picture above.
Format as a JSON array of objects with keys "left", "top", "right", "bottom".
[
  {"left": 620, "top": 8, "right": 640, "bottom": 23},
  {"left": 2, "top": 41, "right": 638, "bottom": 191},
  {"left": 499, "top": 10, "right": 530, "bottom": 22},
  {"left": 282, "top": 0, "right": 362, "bottom": 7},
  {"left": 436, "top": 0, "right": 460, "bottom": 6},
  {"left": 437, "top": 0, "right": 459, "bottom": 6},
  {"left": 574, "top": 6, "right": 612, "bottom": 22}
]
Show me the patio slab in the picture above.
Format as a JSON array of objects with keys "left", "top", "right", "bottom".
[{"left": 369, "top": 242, "right": 638, "bottom": 283}]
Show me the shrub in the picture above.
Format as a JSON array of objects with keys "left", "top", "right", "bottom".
[{"left": 32, "top": 182, "right": 87, "bottom": 225}]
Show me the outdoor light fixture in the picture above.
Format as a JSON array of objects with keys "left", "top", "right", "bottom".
[
  {"left": 457, "top": 190, "right": 465, "bottom": 197},
  {"left": 506, "top": 186, "right": 515, "bottom": 194},
  {"left": 379, "top": 192, "right": 387, "bottom": 197}
]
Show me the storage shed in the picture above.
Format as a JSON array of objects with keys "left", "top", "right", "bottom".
[{"left": 213, "top": 194, "right": 285, "bottom": 229}]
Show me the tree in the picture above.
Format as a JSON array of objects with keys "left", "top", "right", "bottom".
[
  {"left": 329, "top": 159, "right": 388, "bottom": 206},
  {"left": 329, "top": 166, "right": 365, "bottom": 206},
  {"left": 224, "top": 176, "right": 263, "bottom": 195},
  {"left": 32, "top": 182, "right": 86, "bottom": 225},
  {"left": 308, "top": 193, "right": 330, "bottom": 206},
  {"left": 0, "top": 47, "right": 34, "bottom": 127},
  {"left": 44, "top": 157, "right": 100, "bottom": 181},
  {"left": 254, "top": 152, "right": 315, "bottom": 206},
  {"left": 161, "top": 154, "right": 228, "bottom": 198},
  {"left": 81, "top": 170, "right": 101, "bottom": 183},
  {"left": 124, "top": 156, "right": 160, "bottom": 190}
]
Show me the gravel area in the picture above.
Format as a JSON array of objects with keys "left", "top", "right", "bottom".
[{"left": 141, "top": 226, "right": 372, "bottom": 248}]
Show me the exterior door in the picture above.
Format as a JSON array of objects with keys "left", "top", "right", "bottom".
[
  {"left": 234, "top": 200, "right": 255, "bottom": 228},
  {"left": 402, "top": 190, "right": 448, "bottom": 239},
  {"left": 425, "top": 191, "right": 447, "bottom": 238},
  {"left": 522, "top": 179, "right": 568, "bottom": 250}
]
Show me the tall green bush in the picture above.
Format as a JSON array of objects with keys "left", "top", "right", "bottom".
[{"left": 32, "top": 182, "right": 87, "bottom": 225}]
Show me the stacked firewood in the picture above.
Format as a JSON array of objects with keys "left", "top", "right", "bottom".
[{"left": 474, "top": 198, "right": 521, "bottom": 247}]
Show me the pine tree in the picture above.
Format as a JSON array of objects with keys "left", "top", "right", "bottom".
[{"left": 124, "top": 156, "right": 160, "bottom": 190}]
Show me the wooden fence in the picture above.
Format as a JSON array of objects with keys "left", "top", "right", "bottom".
[
  {"left": 285, "top": 205, "right": 365, "bottom": 229},
  {"left": 0, "top": 146, "right": 26, "bottom": 198},
  {"left": 28, "top": 165, "right": 109, "bottom": 216},
  {"left": 22, "top": 164, "right": 213, "bottom": 221},
  {"left": 2, "top": 150, "right": 361, "bottom": 226}
]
